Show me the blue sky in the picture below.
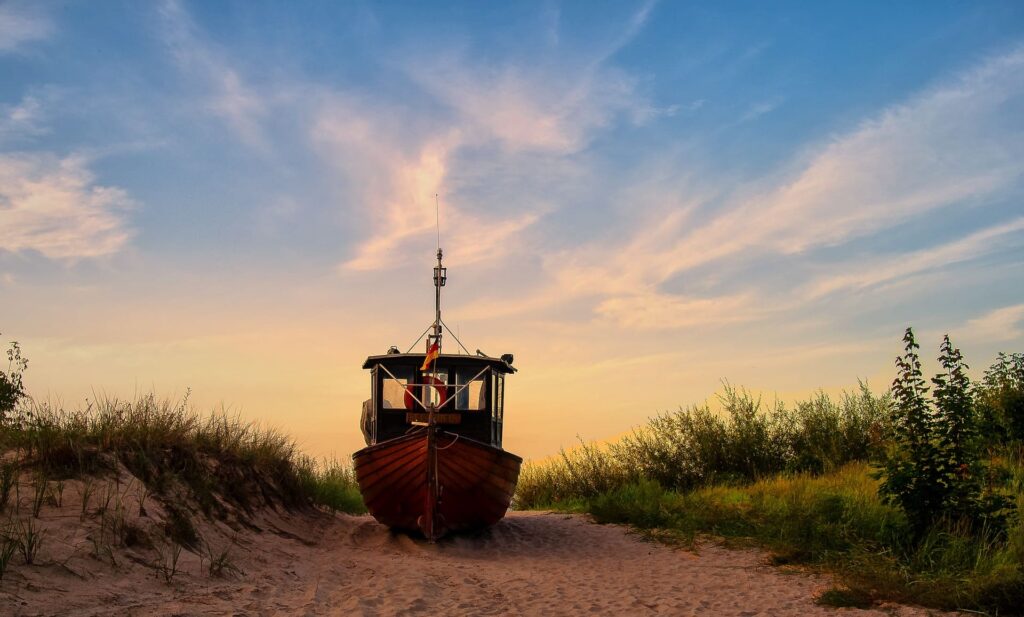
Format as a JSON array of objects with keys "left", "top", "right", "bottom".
[{"left": 2, "top": 1, "right": 1024, "bottom": 459}]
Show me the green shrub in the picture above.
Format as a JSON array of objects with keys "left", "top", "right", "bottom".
[
  {"left": 878, "top": 329, "right": 1015, "bottom": 537},
  {"left": 296, "top": 457, "right": 366, "bottom": 514},
  {"left": 977, "top": 352, "right": 1024, "bottom": 442},
  {"left": 515, "top": 384, "right": 890, "bottom": 508},
  {"left": 588, "top": 480, "right": 677, "bottom": 529},
  {"left": 0, "top": 336, "right": 28, "bottom": 421}
]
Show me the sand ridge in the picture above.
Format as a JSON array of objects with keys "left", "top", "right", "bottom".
[{"left": 2, "top": 505, "right": 953, "bottom": 616}]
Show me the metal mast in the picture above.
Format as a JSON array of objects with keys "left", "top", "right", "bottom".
[
  {"left": 429, "top": 193, "right": 446, "bottom": 359},
  {"left": 424, "top": 245, "right": 446, "bottom": 543},
  {"left": 432, "top": 248, "right": 445, "bottom": 352}
]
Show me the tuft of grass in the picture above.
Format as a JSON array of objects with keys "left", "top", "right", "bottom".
[
  {"left": 156, "top": 541, "right": 183, "bottom": 583},
  {"left": 204, "top": 544, "right": 241, "bottom": 578},
  {"left": 31, "top": 471, "right": 47, "bottom": 517},
  {"left": 816, "top": 587, "right": 873, "bottom": 609},
  {"left": 297, "top": 457, "right": 366, "bottom": 514},
  {"left": 51, "top": 479, "right": 64, "bottom": 508},
  {"left": 0, "top": 523, "right": 17, "bottom": 580},
  {"left": 0, "top": 462, "right": 16, "bottom": 510},
  {"left": 14, "top": 517, "right": 44, "bottom": 565},
  {"left": 79, "top": 477, "right": 94, "bottom": 520},
  {"left": 163, "top": 503, "right": 199, "bottom": 550}
]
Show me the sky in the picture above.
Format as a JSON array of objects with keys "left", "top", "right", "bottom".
[{"left": 2, "top": 0, "right": 1024, "bottom": 461}]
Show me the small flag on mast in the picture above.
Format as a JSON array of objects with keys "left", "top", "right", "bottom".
[{"left": 421, "top": 341, "right": 440, "bottom": 371}]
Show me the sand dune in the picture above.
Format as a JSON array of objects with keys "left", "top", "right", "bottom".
[{"left": 2, "top": 492, "right": 952, "bottom": 617}]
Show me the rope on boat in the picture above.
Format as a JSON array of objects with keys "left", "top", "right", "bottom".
[
  {"left": 405, "top": 323, "right": 434, "bottom": 354},
  {"left": 436, "top": 433, "right": 459, "bottom": 450},
  {"left": 379, "top": 363, "right": 430, "bottom": 409},
  {"left": 439, "top": 318, "right": 471, "bottom": 355}
]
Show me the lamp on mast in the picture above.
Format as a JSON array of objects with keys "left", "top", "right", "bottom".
[{"left": 431, "top": 248, "right": 446, "bottom": 345}]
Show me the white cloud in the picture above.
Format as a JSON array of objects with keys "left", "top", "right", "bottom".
[
  {"left": 0, "top": 3, "right": 53, "bottom": 53},
  {"left": 501, "top": 46, "right": 1024, "bottom": 330},
  {"left": 0, "top": 94, "right": 46, "bottom": 140},
  {"left": 804, "top": 217, "right": 1024, "bottom": 299},
  {"left": 317, "top": 3, "right": 661, "bottom": 273},
  {"left": 409, "top": 59, "right": 637, "bottom": 154},
  {"left": 594, "top": 291, "right": 758, "bottom": 330},
  {"left": 735, "top": 96, "right": 783, "bottom": 124},
  {"left": 740, "top": 49, "right": 1024, "bottom": 256},
  {"left": 312, "top": 97, "right": 540, "bottom": 272},
  {"left": 407, "top": 2, "right": 660, "bottom": 157},
  {"left": 0, "top": 154, "right": 134, "bottom": 259},
  {"left": 158, "top": 0, "right": 267, "bottom": 148},
  {"left": 957, "top": 304, "right": 1024, "bottom": 343}
]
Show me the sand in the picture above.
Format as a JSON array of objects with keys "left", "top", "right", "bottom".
[{"left": 1, "top": 487, "right": 953, "bottom": 617}]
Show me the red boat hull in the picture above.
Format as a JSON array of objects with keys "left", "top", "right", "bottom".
[{"left": 353, "top": 428, "right": 522, "bottom": 540}]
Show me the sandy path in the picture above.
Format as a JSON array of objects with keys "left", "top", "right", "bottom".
[{"left": 2, "top": 509, "right": 945, "bottom": 617}]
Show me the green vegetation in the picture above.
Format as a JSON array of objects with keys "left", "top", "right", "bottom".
[
  {"left": 3, "top": 397, "right": 366, "bottom": 520},
  {"left": 0, "top": 333, "right": 366, "bottom": 587},
  {"left": 516, "top": 330, "right": 1024, "bottom": 614},
  {"left": 880, "top": 329, "right": 1013, "bottom": 538},
  {"left": 0, "top": 334, "right": 28, "bottom": 421},
  {"left": 516, "top": 383, "right": 890, "bottom": 507},
  {"left": 4, "top": 328, "right": 1022, "bottom": 610},
  {"left": 297, "top": 458, "right": 365, "bottom": 514},
  {"left": 1, "top": 336, "right": 364, "bottom": 529},
  {"left": 1, "top": 393, "right": 363, "bottom": 515}
]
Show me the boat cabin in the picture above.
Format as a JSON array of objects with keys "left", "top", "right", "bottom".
[{"left": 360, "top": 352, "right": 515, "bottom": 448}]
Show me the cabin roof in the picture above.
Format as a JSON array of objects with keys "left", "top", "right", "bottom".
[{"left": 362, "top": 352, "right": 516, "bottom": 373}]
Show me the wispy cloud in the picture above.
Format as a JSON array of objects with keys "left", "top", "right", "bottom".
[
  {"left": 409, "top": 58, "right": 638, "bottom": 154},
  {"left": 805, "top": 217, "right": 1024, "bottom": 299},
  {"left": 956, "top": 304, "right": 1024, "bottom": 343},
  {"left": 0, "top": 94, "right": 47, "bottom": 140},
  {"left": 312, "top": 97, "right": 540, "bottom": 271},
  {"left": 658, "top": 47, "right": 1024, "bottom": 271},
  {"left": 0, "top": 2, "right": 53, "bottom": 53},
  {"left": 594, "top": 290, "right": 758, "bottom": 330},
  {"left": 0, "top": 154, "right": 134, "bottom": 259},
  {"left": 735, "top": 96, "right": 784, "bottom": 124},
  {"left": 499, "top": 46, "right": 1024, "bottom": 330},
  {"left": 322, "top": 3, "right": 661, "bottom": 273},
  {"left": 158, "top": 0, "right": 268, "bottom": 149}
]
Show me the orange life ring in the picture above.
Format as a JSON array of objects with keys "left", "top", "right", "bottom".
[{"left": 404, "top": 375, "right": 448, "bottom": 409}]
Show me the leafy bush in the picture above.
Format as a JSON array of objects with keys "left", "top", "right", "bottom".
[
  {"left": 878, "top": 328, "right": 1015, "bottom": 537},
  {"left": 296, "top": 457, "right": 366, "bottom": 514},
  {"left": 515, "top": 385, "right": 890, "bottom": 508},
  {"left": 977, "top": 352, "right": 1024, "bottom": 442},
  {"left": 0, "top": 336, "right": 28, "bottom": 421}
]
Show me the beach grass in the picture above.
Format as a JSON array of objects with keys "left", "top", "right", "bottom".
[
  {"left": 0, "top": 394, "right": 365, "bottom": 516},
  {"left": 514, "top": 385, "right": 1024, "bottom": 614},
  {"left": 515, "top": 384, "right": 890, "bottom": 508},
  {"left": 576, "top": 461, "right": 1023, "bottom": 613}
]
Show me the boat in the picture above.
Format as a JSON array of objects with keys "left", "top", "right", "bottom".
[{"left": 352, "top": 248, "right": 522, "bottom": 541}]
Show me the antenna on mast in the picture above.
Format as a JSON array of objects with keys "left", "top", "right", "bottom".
[{"left": 430, "top": 194, "right": 446, "bottom": 356}]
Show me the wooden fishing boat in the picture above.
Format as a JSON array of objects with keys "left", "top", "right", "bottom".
[{"left": 353, "top": 248, "right": 521, "bottom": 541}]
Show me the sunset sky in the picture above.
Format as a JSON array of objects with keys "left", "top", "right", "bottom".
[{"left": 2, "top": 1, "right": 1024, "bottom": 460}]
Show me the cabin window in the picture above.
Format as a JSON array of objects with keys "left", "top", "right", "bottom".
[
  {"left": 454, "top": 368, "right": 489, "bottom": 411},
  {"left": 493, "top": 374, "right": 504, "bottom": 445},
  {"left": 381, "top": 366, "right": 414, "bottom": 409}
]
